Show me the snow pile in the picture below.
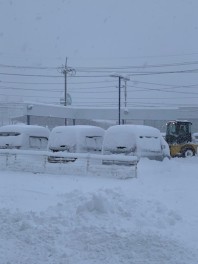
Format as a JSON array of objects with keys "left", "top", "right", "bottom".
[
  {"left": 0, "top": 150, "right": 137, "bottom": 179},
  {"left": 0, "top": 157, "right": 198, "bottom": 263}
]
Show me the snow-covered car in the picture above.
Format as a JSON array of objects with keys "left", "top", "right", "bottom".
[
  {"left": 160, "top": 135, "right": 171, "bottom": 159},
  {"left": 47, "top": 125, "right": 105, "bottom": 163},
  {"left": 0, "top": 124, "right": 50, "bottom": 150},
  {"left": 102, "top": 125, "right": 170, "bottom": 161}
]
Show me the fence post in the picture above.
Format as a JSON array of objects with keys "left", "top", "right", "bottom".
[
  {"left": 86, "top": 154, "right": 90, "bottom": 174},
  {"left": 43, "top": 155, "right": 47, "bottom": 172},
  {"left": 134, "top": 164, "right": 137, "bottom": 178}
]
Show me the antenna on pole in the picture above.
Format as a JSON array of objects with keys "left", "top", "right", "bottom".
[{"left": 58, "top": 57, "right": 76, "bottom": 125}]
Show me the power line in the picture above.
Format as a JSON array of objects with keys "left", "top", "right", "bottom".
[
  {"left": 0, "top": 72, "right": 63, "bottom": 78},
  {"left": 0, "top": 64, "right": 57, "bottom": 70},
  {"left": 127, "top": 96, "right": 198, "bottom": 100},
  {"left": 128, "top": 68, "right": 198, "bottom": 76},
  {"left": 1, "top": 68, "right": 198, "bottom": 78},
  {"left": 127, "top": 84, "right": 198, "bottom": 95},
  {"left": 0, "top": 93, "right": 61, "bottom": 99},
  {"left": 0, "top": 85, "right": 63, "bottom": 93},
  {"left": 2, "top": 58, "right": 198, "bottom": 70},
  {"left": 0, "top": 85, "right": 116, "bottom": 93},
  {"left": 0, "top": 81, "right": 64, "bottom": 85},
  {"left": 76, "top": 61, "right": 198, "bottom": 71},
  {"left": 130, "top": 80, "right": 198, "bottom": 88},
  {"left": 0, "top": 80, "right": 115, "bottom": 85}
]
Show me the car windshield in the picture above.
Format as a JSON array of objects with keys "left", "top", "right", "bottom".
[{"left": 0, "top": 132, "right": 21, "bottom": 137}]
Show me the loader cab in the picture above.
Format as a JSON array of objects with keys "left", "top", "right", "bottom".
[{"left": 166, "top": 121, "right": 192, "bottom": 144}]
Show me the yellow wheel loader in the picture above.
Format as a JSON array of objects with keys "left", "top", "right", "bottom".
[{"left": 165, "top": 120, "right": 198, "bottom": 158}]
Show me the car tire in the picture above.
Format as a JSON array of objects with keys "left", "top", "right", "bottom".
[{"left": 182, "top": 148, "right": 195, "bottom": 158}]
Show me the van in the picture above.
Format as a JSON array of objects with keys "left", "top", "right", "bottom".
[
  {"left": 102, "top": 125, "right": 170, "bottom": 161},
  {"left": 47, "top": 125, "right": 105, "bottom": 162},
  {"left": 0, "top": 124, "right": 50, "bottom": 150}
]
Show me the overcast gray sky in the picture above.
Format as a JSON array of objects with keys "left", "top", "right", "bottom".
[{"left": 0, "top": 0, "right": 198, "bottom": 107}]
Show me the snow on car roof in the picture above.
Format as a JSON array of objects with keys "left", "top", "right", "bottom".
[
  {"left": 50, "top": 125, "right": 105, "bottom": 138},
  {"left": 105, "top": 124, "right": 161, "bottom": 137},
  {"left": 51, "top": 125, "right": 104, "bottom": 135}
]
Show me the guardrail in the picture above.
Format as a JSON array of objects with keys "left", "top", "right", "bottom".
[{"left": 0, "top": 149, "right": 138, "bottom": 179}]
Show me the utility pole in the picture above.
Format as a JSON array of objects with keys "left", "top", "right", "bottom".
[
  {"left": 64, "top": 57, "right": 68, "bottom": 108},
  {"left": 111, "top": 74, "right": 130, "bottom": 125},
  {"left": 58, "top": 57, "right": 75, "bottom": 125},
  {"left": 124, "top": 79, "right": 127, "bottom": 108}
]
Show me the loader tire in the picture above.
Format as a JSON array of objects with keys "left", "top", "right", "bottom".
[{"left": 182, "top": 148, "right": 195, "bottom": 158}]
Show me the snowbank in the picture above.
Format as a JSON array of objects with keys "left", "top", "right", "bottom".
[{"left": 0, "top": 157, "right": 198, "bottom": 263}]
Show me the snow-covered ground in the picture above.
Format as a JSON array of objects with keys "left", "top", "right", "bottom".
[{"left": 0, "top": 157, "right": 198, "bottom": 263}]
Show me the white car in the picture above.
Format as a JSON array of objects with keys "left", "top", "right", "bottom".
[
  {"left": 0, "top": 124, "right": 50, "bottom": 150},
  {"left": 102, "top": 125, "right": 170, "bottom": 161},
  {"left": 47, "top": 125, "right": 105, "bottom": 163}
]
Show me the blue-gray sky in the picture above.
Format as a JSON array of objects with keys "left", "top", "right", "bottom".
[{"left": 0, "top": 0, "right": 198, "bottom": 107}]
